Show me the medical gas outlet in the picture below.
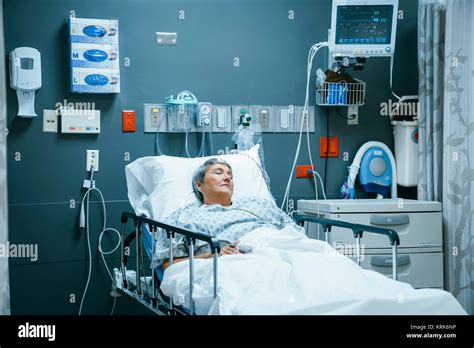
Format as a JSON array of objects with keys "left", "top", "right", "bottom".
[
  {"left": 198, "top": 102, "right": 212, "bottom": 130},
  {"left": 144, "top": 104, "right": 315, "bottom": 133}
]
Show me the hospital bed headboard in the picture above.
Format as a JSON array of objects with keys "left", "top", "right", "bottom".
[{"left": 125, "top": 144, "right": 272, "bottom": 222}]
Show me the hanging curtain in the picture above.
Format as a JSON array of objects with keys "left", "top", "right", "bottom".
[
  {"left": 418, "top": 0, "right": 473, "bottom": 314},
  {"left": 418, "top": 0, "right": 445, "bottom": 201},
  {"left": 0, "top": 0, "right": 11, "bottom": 315}
]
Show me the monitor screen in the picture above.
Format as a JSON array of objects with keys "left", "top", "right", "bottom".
[{"left": 335, "top": 5, "right": 394, "bottom": 45}]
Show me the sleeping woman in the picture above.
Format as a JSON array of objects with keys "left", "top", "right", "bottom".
[
  {"left": 152, "top": 158, "right": 467, "bottom": 315},
  {"left": 153, "top": 158, "right": 302, "bottom": 270}
]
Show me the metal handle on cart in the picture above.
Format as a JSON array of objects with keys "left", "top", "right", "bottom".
[{"left": 293, "top": 213, "right": 400, "bottom": 280}]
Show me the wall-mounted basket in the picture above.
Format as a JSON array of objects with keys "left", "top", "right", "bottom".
[{"left": 316, "top": 79, "right": 366, "bottom": 106}]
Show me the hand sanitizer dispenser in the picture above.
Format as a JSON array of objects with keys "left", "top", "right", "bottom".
[{"left": 9, "top": 47, "right": 42, "bottom": 118}]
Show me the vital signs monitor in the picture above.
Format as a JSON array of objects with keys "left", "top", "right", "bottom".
[{"left": 329, "top": 0, "right": 399, "bottom": 58}]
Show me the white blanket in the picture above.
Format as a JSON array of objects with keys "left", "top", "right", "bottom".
[{"left": 160, "top": 226, "right": 467, "bottom": 315}]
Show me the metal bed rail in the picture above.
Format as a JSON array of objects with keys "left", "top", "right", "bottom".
[
  {"left": 293, "top": 213, "right": 401, "bottom": 280},
  {"left": 118, "top": 212, "right": 221, "bottom": 315}
]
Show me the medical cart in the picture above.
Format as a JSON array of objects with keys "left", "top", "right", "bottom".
[{"left": 297, "top": 199, "right": 444, "bottom": 289}]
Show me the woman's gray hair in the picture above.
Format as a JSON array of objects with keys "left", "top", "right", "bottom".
[{"left": 192, "top": 158, "right": 232, "bottom": 202}]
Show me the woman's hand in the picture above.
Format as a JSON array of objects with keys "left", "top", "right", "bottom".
[
  {"left": 219, "top": 245, "right": 240, "bottom": 256},
  {"left": 163, "top": 245, "right": 241, "bottom": 269},
  {"left": 200, "top": 245, "right": 240, "bottom": 259}
]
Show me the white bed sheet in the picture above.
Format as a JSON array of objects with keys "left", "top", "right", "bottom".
[{"left": 160, "top": 226, "right": 467, "bottom": 315}]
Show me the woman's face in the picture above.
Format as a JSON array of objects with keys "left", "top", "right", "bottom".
[{"left": 197, "top": 163, "right": 234, "bottom": 204}]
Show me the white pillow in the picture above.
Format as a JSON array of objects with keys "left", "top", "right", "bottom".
[{"left": 125, "top": 144, "right": 272, "bottom": 221}]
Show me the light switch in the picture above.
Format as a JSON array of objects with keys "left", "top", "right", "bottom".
[
  {"left": 280, "top": 109, "right": 289, "bottom": 129},
  {"left": 217, "top": 108, "right": 227, "bottom": 128},
  {"left": 212, "top": 106, "right": 232, "bottom": 133},
  {"left": 275, "top": 106, "right": 295, "bottom": 132}
]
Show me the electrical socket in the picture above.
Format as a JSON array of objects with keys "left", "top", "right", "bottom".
[
  {"left": 43, "top": 109, "right": 58, "bottom": 133},
  {"left": 251, "top": 105, "right": 275, "bottom": 132},
  {"left": 122, "top": 110, "right": 136, "bottom": 132},
  {"left": 144, "top": 104, "right": 166, "bottom": 132},
  {"left": 347, "top": 106, "right": 359, "bottom": 125},
  {"left": 295, "top": 106, "right": 315, "bottom": 132},
  {"left": 86, "top": 150, "right": 99, "bottom": 172},
  {"left": 288, "top": 199, "right": 294, "bottom": 211}
]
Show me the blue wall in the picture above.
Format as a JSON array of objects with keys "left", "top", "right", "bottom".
[{"left": 4, "top": 0, "right": 418, "bottom": 314}]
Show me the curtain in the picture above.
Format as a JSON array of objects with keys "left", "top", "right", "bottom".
[
  {"left": 0, "top": 0, "right": 11, "bottom": 315},
  {"left": 418, "top": 0, "right": 445, "bottom": 202},
  {"left": 418, "top": 0, "right": 474, "bottom": 314}
]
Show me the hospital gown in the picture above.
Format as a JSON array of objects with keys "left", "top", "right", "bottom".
[{"left": 151, "top": 196, "right": 303, "bottom": 267}]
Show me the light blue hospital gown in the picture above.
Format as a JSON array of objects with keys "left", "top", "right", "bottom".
[{"left": 152, "top": 196, "right": 304, "bottom": 267}]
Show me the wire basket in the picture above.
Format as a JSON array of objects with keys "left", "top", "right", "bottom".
[{"left": 316, "top": 79, "right": 366, "bottom": 106}]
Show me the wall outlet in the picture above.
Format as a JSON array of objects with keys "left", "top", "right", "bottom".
[
  {"left": 251, "top": 105, "right": 275, "bottom": 132},
  {"left": 86, "top": 150, "right": 99, "bottom": 172},
  {"left": 295, "top": 106, "right": 315, "bottom": 132},
  {"left": 144, "top": 104, "right": 166, "bottom": 132},
  {"left": 288, "top": 199, "right": 294, "bottom": 211},
  {"left": 122, "top": 110, "right": 136, "bottom": 132},
  {"left": 296, "top": 165, "right": 314, "bottom": 178},
  {"left": 43, "top": 109, "right": 58, "bottom": 133},
  {"left": 347, "top": 106, "right": 359, "bottom": 125}
]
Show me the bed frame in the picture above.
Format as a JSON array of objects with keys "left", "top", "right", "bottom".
[{"left": 113, "top": 211, "right": 400, "bottom": 315}]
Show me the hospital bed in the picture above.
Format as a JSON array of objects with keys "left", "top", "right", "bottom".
[
  {"left": 113, "top": 211, "right": 400, "bottom": 315},
  {"left": 115, "top": 145, "right": 466, "bottom": 315}
]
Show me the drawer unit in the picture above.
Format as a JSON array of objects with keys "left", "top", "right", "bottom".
[
  {"left": 297, "top": 199, "right": 444, "bottom": 289},
  {"left": 348, "top": 251, "right": 443, "bottom": 288},
  {"left": 305, "top": 211, "right": 442, "bottom": 249}
]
